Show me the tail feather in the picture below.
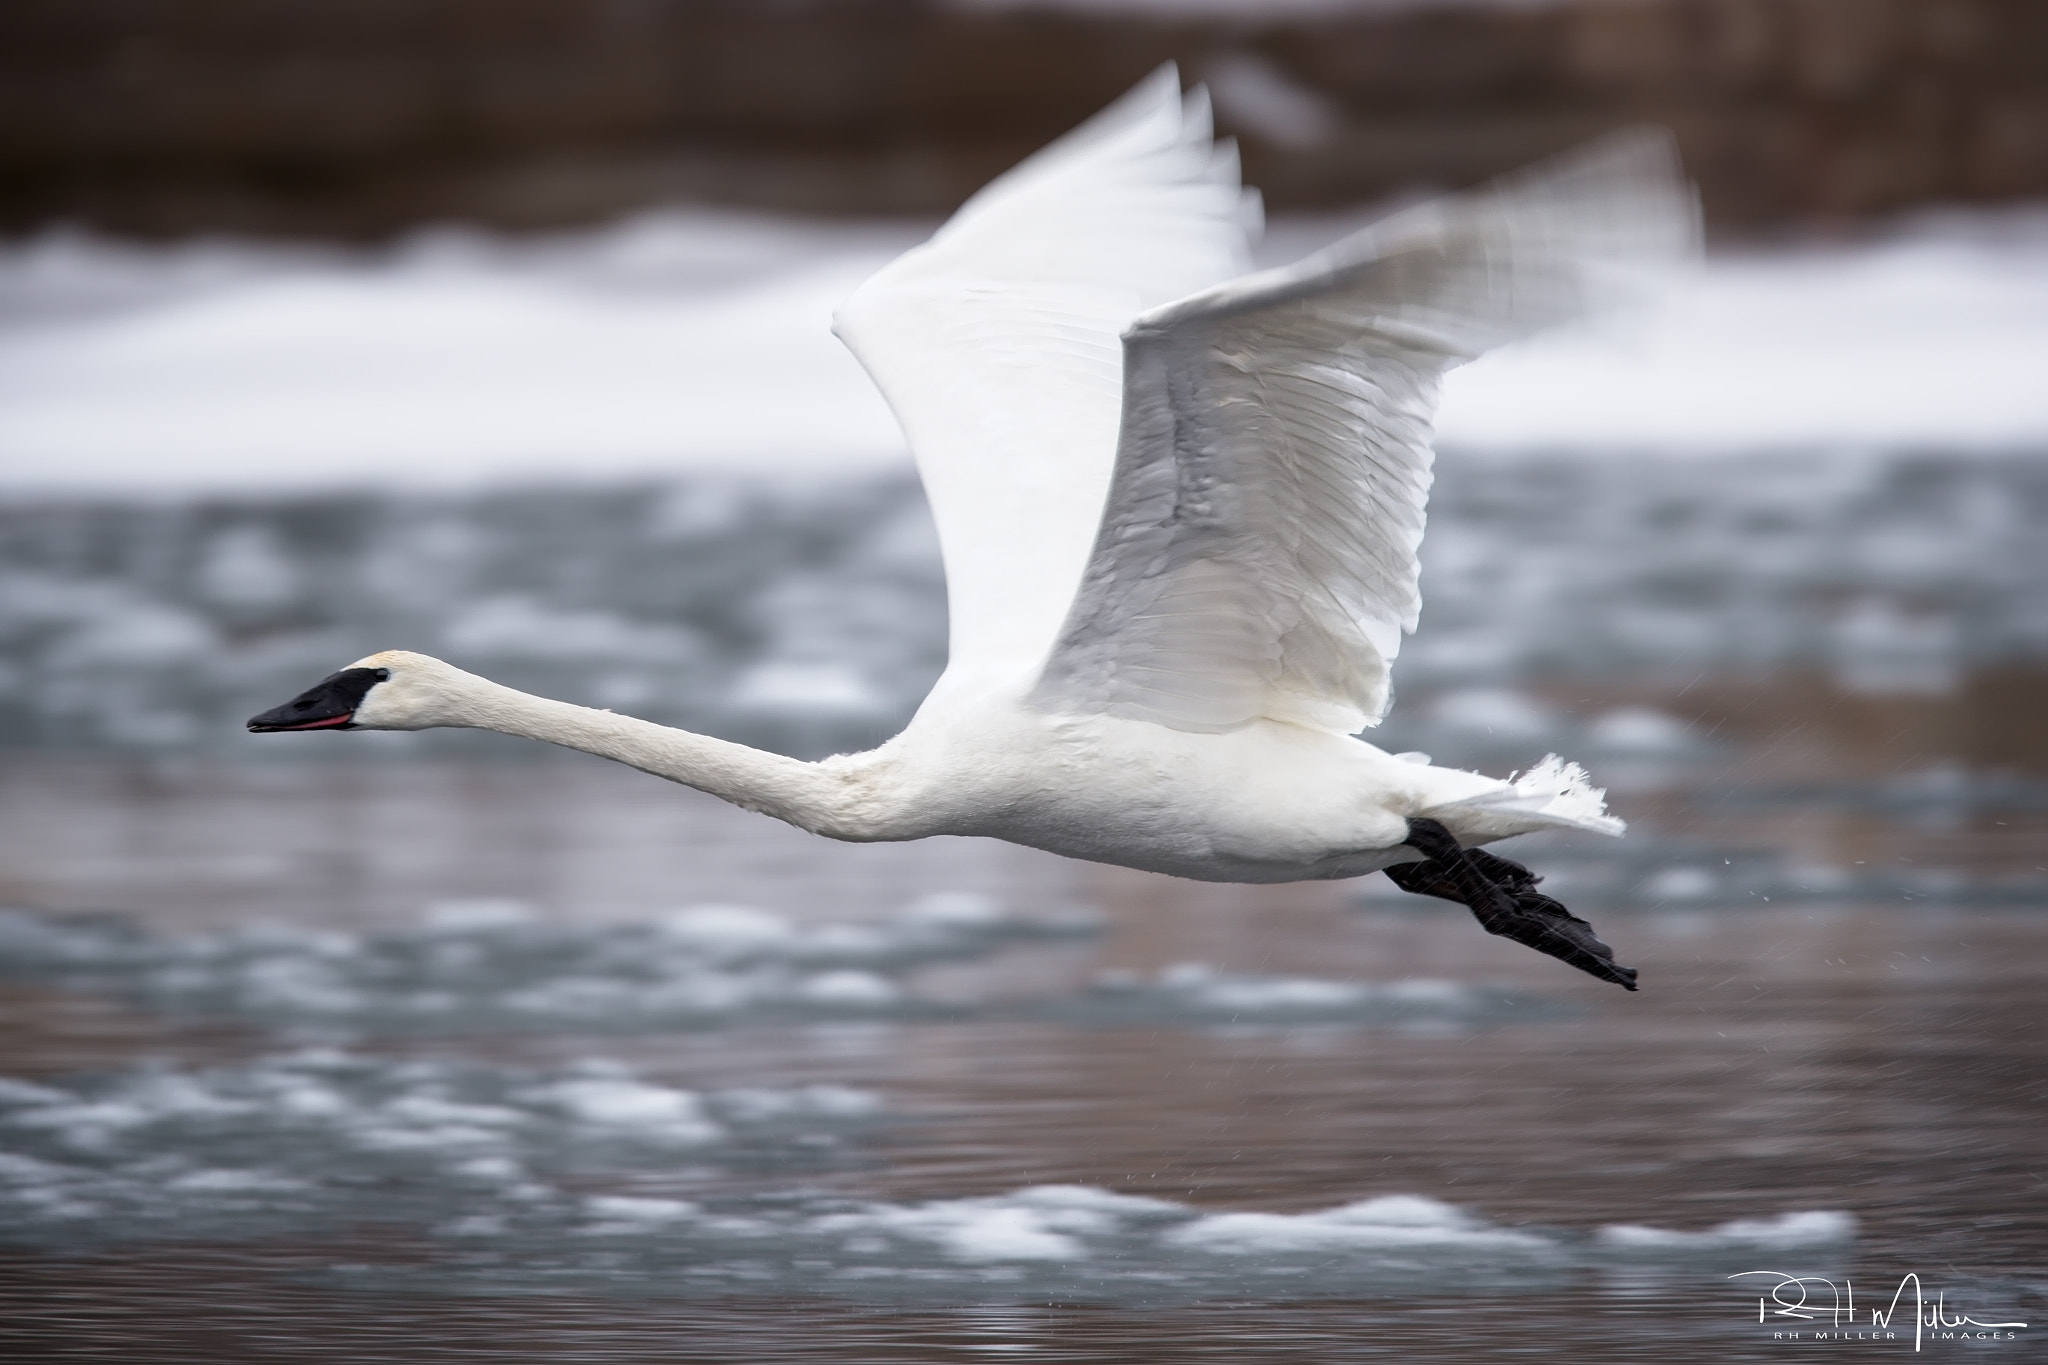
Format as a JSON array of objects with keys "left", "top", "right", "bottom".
[{"left": 1429, "top": 754, "right": 1625, "bottom": 838}]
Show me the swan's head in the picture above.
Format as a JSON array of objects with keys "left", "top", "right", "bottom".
[{"left": 246, "top": 651, "right": 469, "bottom": 733}]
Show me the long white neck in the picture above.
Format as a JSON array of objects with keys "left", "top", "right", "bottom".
[{"left": 373, "top": 658, "right": 900, "bottom": 840}]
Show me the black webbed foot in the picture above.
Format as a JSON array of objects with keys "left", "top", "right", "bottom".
[{"left": 1388, "top": 819, "right": 1638, "bottom": 992}]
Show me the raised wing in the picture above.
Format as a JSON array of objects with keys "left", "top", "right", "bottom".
[
  {"left": 1033, "top": 131, "right": 1698, "bottom": 734},
  {"left": 833, "top": 66, "right": 1256, "bottom": 685}
]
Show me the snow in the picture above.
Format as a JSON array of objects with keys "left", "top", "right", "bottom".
[
  {"left": 0, "top": 214, "right": 915, "bottom": 491},
  {"left": 1439, "top": 227, "right": 2048, "bottom": 455},
  {"left": 0, "top": 210, "right": 2042, "bottom": 493}
]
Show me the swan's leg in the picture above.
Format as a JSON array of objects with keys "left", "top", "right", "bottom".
[{"left": 1389, "top": 818, "right": 1638, "bottom": 991}]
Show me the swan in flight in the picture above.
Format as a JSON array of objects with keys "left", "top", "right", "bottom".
[{"left": 251, "top": 68, "right": 1695, "bottom": 991}]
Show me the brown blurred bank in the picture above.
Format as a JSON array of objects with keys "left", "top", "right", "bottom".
[{"left": 2, "top": 0, "right": 2044, "bottom": 238}]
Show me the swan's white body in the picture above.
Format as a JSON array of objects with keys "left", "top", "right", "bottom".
[
  {"left": 346, "top": 654, "right": 1599, "bottom": 881},
  {"left": 309, "top": 69, "right": 1696, "bottom": 885}
]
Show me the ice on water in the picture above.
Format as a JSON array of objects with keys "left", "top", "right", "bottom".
[
  {"left": 0, "top": 886, "right": 1856, "bottom": 1302},
  {"left": 0, "top": 1046, "right": 882, "bottom": 1244},
  {"left": 0, "top": 894, "right": 1581, "bottom": 1032},
  {"left": 1056, "top": 962, "right": 1551, "bottom": 1029},
  {"left": 1, "top": 449, "right": 2044, "bottom": 771},
  {"left": 0, "top": 1046, "right": 1850, "bottom": 1300},
  {"left": 1, "top": 213, "right": 2046, "bottom": 766},
  {"left": 0, "top": 894, "right": 1101, "bottom": 1030},
  {"left": 1597, "top": 1210, "right": 1859, "bottom": 1253},
  {"left": 0, "top": 884, "right": 1857, "bottom": 1301}
]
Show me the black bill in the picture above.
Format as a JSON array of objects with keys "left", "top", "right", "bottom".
[{"left": 247, "top": 667, "right": 389, "bottom": 733}]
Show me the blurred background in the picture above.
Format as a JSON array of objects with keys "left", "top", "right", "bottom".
[
  {"left": 1, "top": 3, "right": 2045, "bottom": 1361},
  {"left": 4, "top": 0, "right": 2045, "bottom": 232}
]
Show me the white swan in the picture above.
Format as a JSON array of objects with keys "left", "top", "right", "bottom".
[{"left": 251, "top": 69, "right": 1696, "bottom": 989}]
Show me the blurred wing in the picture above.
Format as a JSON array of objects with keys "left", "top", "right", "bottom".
[
  {"left": 1034, "top": 130, "right": 1698, "bottom": 734},
  {"left": 833, "top": 66, "right": 1256, "bottom": 682}
]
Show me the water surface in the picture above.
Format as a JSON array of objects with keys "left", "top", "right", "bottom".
[{"left": 0, "top": 752, "right": 2040, "bottom": 1361}]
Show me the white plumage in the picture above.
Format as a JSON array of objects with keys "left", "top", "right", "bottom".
[
  {"left": 252, "top": 67, "right": 1697, "bottom": 987},
  {"left": 834, "top": 68, "right": 1259, "bottom": 684}
]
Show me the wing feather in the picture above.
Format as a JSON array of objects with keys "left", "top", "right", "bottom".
[
  {"left": 833, "top": 67, "right": 1257, "bottom": 684},
  {"left": 1034, "top": 130, "right": 1698, "bottom": 734}
]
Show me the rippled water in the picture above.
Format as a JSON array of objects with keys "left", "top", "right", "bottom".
[{"left": 0, "top": 748, "right": 2042, "bottom": 1361}]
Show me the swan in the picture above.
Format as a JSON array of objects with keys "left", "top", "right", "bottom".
[{"left": 250, "top": 68, "right": 1696, "bottom": 991}]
